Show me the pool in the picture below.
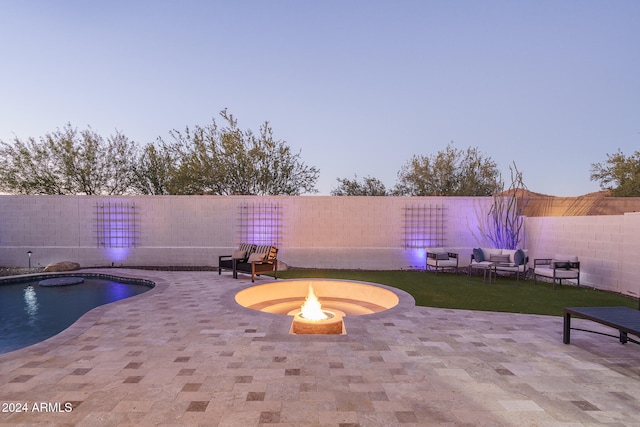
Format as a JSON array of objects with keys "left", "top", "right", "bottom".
[{"left": 0, "top": 274, "right": 153, "bottom": 354}]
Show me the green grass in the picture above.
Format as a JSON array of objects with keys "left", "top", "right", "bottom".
[{"left": 274, "top": 269, "right": 638, "bottom": 317}]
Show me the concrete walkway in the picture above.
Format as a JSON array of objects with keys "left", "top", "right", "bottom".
[{"left": 1, "top": 269, "right": 639, "bottom": 426}]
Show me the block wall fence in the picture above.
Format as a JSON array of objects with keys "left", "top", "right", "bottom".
[{"left": 1, "top": 195, "right": 638, "bottom": 298}]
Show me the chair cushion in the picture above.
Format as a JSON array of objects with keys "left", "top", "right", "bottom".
[
  {"left": 427, "top": 247, "right": 446, "bottom": 253},
  {"left": 554, "top": 253, "right": 578, "bottom": 263},
  {"left": 534, "top": 267, "right": 579, "bottom": 279},
  {"left": 552, "top": 260, "right": 576, "bottom": 269},
  {"left": 427, "top": 258, "right": 457, "bottom": 267},
  {"left": 472, "top": 248, "right": 484, "bottom": 262}
]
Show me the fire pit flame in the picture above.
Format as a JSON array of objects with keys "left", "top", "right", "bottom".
[
  {"left": 300, "top": 284, "right": 329, "bottom": 321},
  {"left": 290, "top": 284, "right": 344, "bottom": 334}
]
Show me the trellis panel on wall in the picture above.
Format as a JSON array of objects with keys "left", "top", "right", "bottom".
[
  {"left": 237, "top": 201, "right": 283, "bottom": 247},
  {"left": 402, "top": 204, "right": 447, "bottom": 248},
  {"left": 95, "top": 201, "right": 140, "bottom": 248}
]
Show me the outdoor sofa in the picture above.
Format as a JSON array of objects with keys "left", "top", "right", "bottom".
[
  {"left": 219, "top": 243, "right": 278, "bottom": 282},
  {"left": 469, "top": 247, "right": 529, "bottom": 282}
]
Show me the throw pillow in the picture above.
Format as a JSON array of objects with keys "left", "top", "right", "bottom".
[
  {"left": 232, "top": 250, "right": 246, "bottom": 259},
  {"left": 248, "top": 253, "right": 266, "bottom": 263},
  {"left": 489, "top": 254, "right": 510, "bottom": 264},
  {"left": 472, "top": 248, "right": 484, "bottom": 262},
  {"left": 514, "top": 249, "right": 525, "bottom": 266}
]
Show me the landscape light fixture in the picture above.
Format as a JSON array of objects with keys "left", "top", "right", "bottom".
[{"left": 27, "top": 250, "right": 32, "bottom": 269}]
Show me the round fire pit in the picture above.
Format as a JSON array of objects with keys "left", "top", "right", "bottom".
[
  {"left": 235, "top": 279, "right": 404, "bottom": 335},
  {"left": 288, "top": 308, "right": 345, "bottom": 335}
]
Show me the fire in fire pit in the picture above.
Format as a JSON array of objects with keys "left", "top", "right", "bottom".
[
  {"left": 289, "top": 284, "right": 344, "bottom": 334},
  {"left": 300, "top": 284, "right": 329, "bottom": 320}
]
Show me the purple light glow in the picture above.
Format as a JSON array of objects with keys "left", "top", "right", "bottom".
[
  {"left": 405, "top": 248, "right": 426, "bottom": 269},
  {"left": 240, "top": 202, "right": 282, "bottom": 246},
  {"left": 104, "top": 247, "right": 131, "bottom": 263},
  {"left": 96, "top": 202, "right": 138, "bottom": 263}
]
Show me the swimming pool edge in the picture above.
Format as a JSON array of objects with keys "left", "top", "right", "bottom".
[{"left": 0, "top": 269, "right": 167, "bottom": 359}]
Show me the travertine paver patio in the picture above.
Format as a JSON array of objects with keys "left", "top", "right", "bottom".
[{"left": 1, "top": 269, "right": 639, "bottom": 426}]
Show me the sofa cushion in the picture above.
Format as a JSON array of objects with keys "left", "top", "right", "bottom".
[
  {"left": 472, "top": 248, "right": 484, "bottom": 262},
  {"left": 238, "top": 243, "right": 256, "bottom": 253},
  {"left": 495, "top": 264, "right": 525, "bottom": 272},
  {"left": 436, "top": 252, "right": 450, "bottom": 260},
  {"left": 254, "top": 245, "right": 270, "bottom": 254},
  {"left": 253, "top": 245, "right": 276, "bottom": 261}
]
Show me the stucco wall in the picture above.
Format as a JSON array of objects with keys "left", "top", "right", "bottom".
[{"left": 1, "top": 195, "right": 638, "bottom": 298}]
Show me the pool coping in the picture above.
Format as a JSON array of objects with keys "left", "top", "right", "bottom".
[{"left": 0, "top": 269, "right": 167, "bottom": 359}]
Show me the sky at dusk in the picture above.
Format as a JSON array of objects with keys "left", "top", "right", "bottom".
[{"left": 1, "top": 0, "right": 638, "bottom": 196}]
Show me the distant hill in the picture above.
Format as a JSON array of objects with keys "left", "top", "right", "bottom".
[{"left": 516, "top": 190, "right": 640, "bottom": 217}]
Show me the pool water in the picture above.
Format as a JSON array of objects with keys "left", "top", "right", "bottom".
[{"left": 0, "top": 276, "right": 152, "bottom": 354}]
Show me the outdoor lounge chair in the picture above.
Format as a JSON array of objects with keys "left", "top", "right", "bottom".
[
  {"left": 234, "top": 245, "right": 278, "bottom": 282},
  {"left": 534, "top": 254, "right": 580, "bottom": 289},
  {"left": 218, "top": 243, "right": 256, "bottom": 277},
  {"left": 426, "top": 248, "right": 459, "bottom": 274}
]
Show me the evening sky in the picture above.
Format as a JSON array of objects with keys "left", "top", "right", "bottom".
[{"left": 1, "top": 1, "right": 638, "bottom": 196}]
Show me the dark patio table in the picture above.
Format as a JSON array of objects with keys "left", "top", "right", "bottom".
[{"left": 563, "top": 306, "right": 640, "bottom": 345}]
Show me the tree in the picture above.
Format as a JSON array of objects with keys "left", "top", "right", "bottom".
[
  {"left": 0, "top": 135, "right": 65, "bottom": 194},
  {"left": 0, "top": 124, "right": 138, "bottom": 195},
  {"left": 483, "top": 163, "right": 529, "bottom": 249},
  {"left": 393, "top": 142, "right": 502, "bottom": 196},
  {"left": 0, "top": 110, "right": 318, "bottom": 196},
  {"left": 330, "top": 175, "right": 388, "bottom": 196},
  {"left": 163, "top": 109, "right": 319, "bottom": 195},
  {"left": 131, "top": 142, "right": 176, "bottom": 195},
  {"left": 590, "top": 149, "right": 640, "bottom": 196},
  {"left": 251, "top": 120, "right": 319, "bottom": 195}
]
